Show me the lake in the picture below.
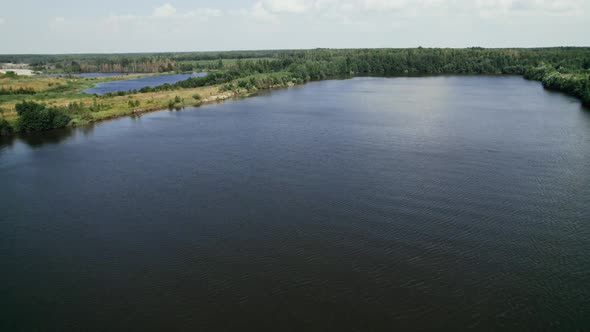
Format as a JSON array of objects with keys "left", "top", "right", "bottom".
[
  {"left": 83, "top": 72, "right": 207, "bottom": 94},
  {"left": 39, "top": 73, "right": 135, "bottom": 78},
  {"left": 1, "top": 76, "right": 589, "bottom": 331}
]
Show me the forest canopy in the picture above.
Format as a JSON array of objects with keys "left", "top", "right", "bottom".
[{"left": 98, "top": 48, "right": 588, "bottom": 106}]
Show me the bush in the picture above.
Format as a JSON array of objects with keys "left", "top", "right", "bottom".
[
  {"left": 2, "top": 71, "right": 18, "bottom": 79},
  {"left": 15, "top": 101, "right": 72, "bottom": 132},
  {"left": 0, "top": 87, "right": 36, "bottom": 95},
  {"left": 192, "top": 93, "right": 202, "bottom": 101},
  {"left": 53, "top": 113, "right": 72, "bottom": 128},
  {"left": 221, "top": 83, "right": 236, "bottom": 92},
  {"left": 89, "top": 99, "right": 108, "bottom": 112},
  {"left": 0, "top": 118, "right": 13, "bottom": 136},
  {"left": 67, "top": 101, "right": 85, "bottom": 112}
]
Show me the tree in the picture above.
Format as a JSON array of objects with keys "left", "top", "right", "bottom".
[
  {"left": 0, "top": 118, "right": 13, "bottom": 136},
  {"left": 16, "top": 101, "right": 71, "bottom": 132}
]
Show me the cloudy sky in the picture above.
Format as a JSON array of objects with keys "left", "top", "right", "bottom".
[{"left": 0, "top": 0, "right": 588, "bottom": 54}]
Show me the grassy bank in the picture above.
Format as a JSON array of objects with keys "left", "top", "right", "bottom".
[
  {"left": 0, "top": 72, "right": 185, "bottom": 129},
  {"left": 0, "top": 73, "right": 296, "bottom": 135}
]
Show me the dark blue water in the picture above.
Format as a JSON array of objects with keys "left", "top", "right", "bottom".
[
  {"left": 83, "top": 72, "right": 207, "bottom": 94},
  {"left": 1, "top": 77, "right": 589, "bottom": 331}
]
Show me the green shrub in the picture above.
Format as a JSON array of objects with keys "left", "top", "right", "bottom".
[
  {"left": 3, "top": 71, "right": 18, "bottom": 79},
  {"left": 0, "top": 118, "right": 13, "bottom": 136},
  {"left": 15, "top": 101, "right": 72, "bottom": 132},
  {"left": 67, "top": 101, "right": 85, "bottom": 112},
  {"left": 192, "top": 93, "right": 202, "bottom": 101},
  {"left": 0, "top": 87, "right": 36, "bottom": 95},
  {"left": 128, "top": 100, "right": 141, "bottom": 107},
  {"left": 53, "top": 113, "right": 72, "bottom": 127},
  {"left": 89, "top": 99, "right": 108, "bottom": 112}
]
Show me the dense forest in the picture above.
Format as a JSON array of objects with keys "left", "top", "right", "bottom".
[
  {"left": 0, "top": 51, "right": 280, "bottom": 73},
  {"left": 91, "top": 48, "right": 589, "bottom": 106}
]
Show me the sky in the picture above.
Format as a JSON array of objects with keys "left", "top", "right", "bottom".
[{"left": 0, "top": 0, "right": 589, "bottom": 54}]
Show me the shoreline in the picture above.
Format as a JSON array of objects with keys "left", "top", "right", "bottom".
[
  {"left": 2, "top": 74, "right": 588, "bottom": 138},
  {"left": 0, "top": 81, "right": 298, "bottom": 138},
  {"left": 63, "top": 75, "right": 589, "bottom": 130},
  {"left": 78, "top": 81, "right": 296, "bottom": 125}
]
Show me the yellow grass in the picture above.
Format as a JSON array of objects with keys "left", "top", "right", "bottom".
[
  {"left": 0, "top": 73, "right": 294, "bottom": 131},
  {"left": 0, "top": 73, "right": 153, "bottom": 92},
  {"left": 1, "top": 84, "right": 247, "bottom": 126},
  {"left": 0, "top": 76, "right": 69, "bottom": 91}
]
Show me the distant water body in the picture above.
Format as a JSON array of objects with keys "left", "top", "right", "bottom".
[
  {"left": 38, "top": 72, "right": 133, "bottom": 78},
  {"left": 1, "top": 77, "right": 589, "bottom": 331},
  {"left": 83, "top": 72, "right": 207, "bottom": 94}
]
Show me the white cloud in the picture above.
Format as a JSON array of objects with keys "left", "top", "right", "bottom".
[
  {"left": 185, "top": 8, "right": 222, "bottom": 18},
  {"left": 0, "top": 18, "right": 5, "bottom": 25},
  {"left": 251, "top": 0, "right": 584, "bottom": 16},
  {"left": 260, "top": 0, "right": 316, "bottom": 13},
  {"left": 254, "top": 0, "right": 413, "bottom": 14},
  {"left": 49, "top": 16, "right": 68, "bottom": 27},
  {"left": 244, "top": 2, "right": 280, "bottom": 22},
  {"left": 472, "top": 0, "right": 583, "bottom": 17},
  {"left": 153, "top": 3, "right": 177, "bottom": 17},
  {"left": 509, "top": 0, "right": 580, "bottom": 12},
  {"left": 107, "top": 3, "right": 223, "bottom": 23},
  {"left": 15, "top": 0, "right": 585, "bottom": 54},
  {"left": 107, "top": 14, "right": 138, "bottom": 22},
  {"left": 361, "top": 0, "right": 408, "bottom": 11}
]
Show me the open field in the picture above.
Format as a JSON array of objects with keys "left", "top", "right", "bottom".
[
  {"left": 0, "top": 73, "right": 163, "bottom": 126},
  {"left": 0, "top": 73, "right": 156, "bottom": 95}
]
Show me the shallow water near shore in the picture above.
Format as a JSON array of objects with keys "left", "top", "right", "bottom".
[{"left": 1, "top": 76, "right": 589, "bottom": 330}]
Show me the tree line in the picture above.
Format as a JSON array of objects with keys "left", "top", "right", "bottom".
[
  {"left": 152, "top": 48, "right": 590, "bottom": 106},
  {"left": 86, "top": 48, "right": 590, "bottom": 106}
]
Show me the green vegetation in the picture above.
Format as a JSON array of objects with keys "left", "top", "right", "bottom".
[
  {"left": 0, "top": 117, "right": 13, "bottom": 136},
  {"left": 128, "top": 99, "right": 141, "bottom": 107},
  {"left": 167, "top": 95, "right": 183, "bottom": 109},
  {"left": 524, "top": 64, "right": 590, "bottom": 105},
  {"left": 15, "top": 101, "right": 71, "bottom": 132},
  {"left": 1, "top": 48, "right": 589, "bottom": 136},
  {"left": 140, "top": 48, "right": 590, "bottom": 106},
  {"left": 1, "top": 71, "right": 19, "bottom": 79},
  {"left": 0, "top": 51, "right": 279, "bottom": 74},
  {"left": 220, "top": 72, "right": 297, "bottom": 92},
  {"left": 0, "top": 87, "right": 37, "bottom": 95}
]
